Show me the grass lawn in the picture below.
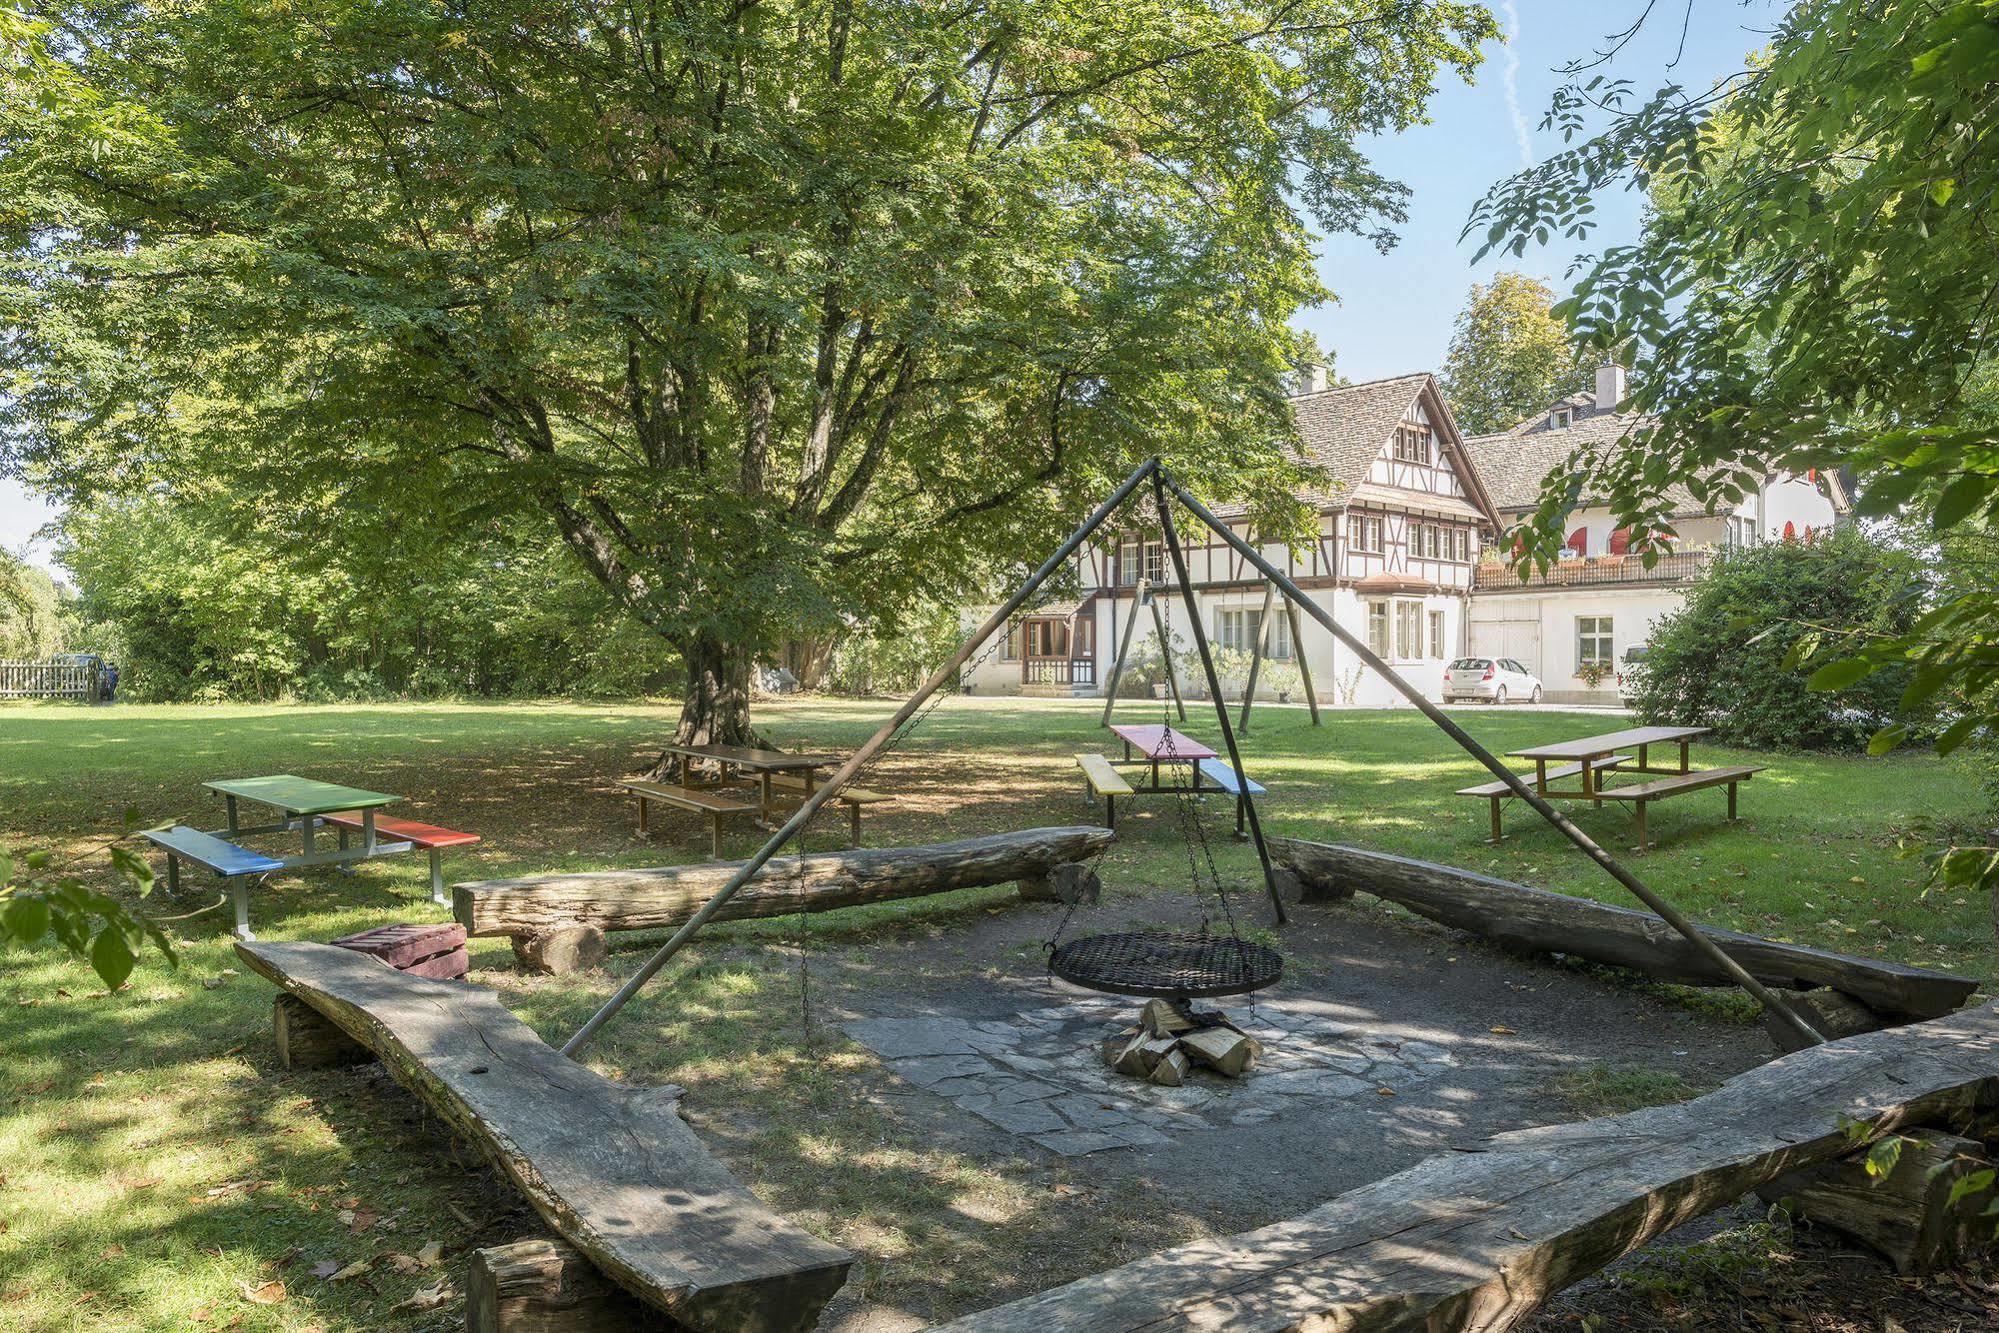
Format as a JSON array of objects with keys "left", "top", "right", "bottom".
[{"left": 2, "top": 695, "right": 1992, "bottom": 1330}]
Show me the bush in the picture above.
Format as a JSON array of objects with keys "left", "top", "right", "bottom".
[{"left": 1630, "top": 530, "right": 1928, "bottom": 750}]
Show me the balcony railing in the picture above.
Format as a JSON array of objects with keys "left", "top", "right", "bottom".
[
  {"left": 1024, "top": 658, "right": 1097, "bottom": 686},
  {"left": 1474, "top": 548, "right": 1718, "bottom": 592}
]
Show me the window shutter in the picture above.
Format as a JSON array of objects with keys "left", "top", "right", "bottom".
[
  {"left": 1565, "top": 527, "right": 1588, "bottom": 555},
  {"left": 1608, "top": 527, "right": 1630, "bottom": 555}
]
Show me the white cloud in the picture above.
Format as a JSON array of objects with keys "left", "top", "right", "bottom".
[{"left": 1500, "top": 0, "right": 1534, "bottom": 169}]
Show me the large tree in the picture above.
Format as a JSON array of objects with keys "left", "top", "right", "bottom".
[
  {"left": 1438, "top": 271, "right": 1587, "bottom": 434},
  {"left": 1, "top": 1, "right": 1494, "bottom": 743},
  {"left": 1467, "top": 0, "right": 1999, "bottom": 889}
]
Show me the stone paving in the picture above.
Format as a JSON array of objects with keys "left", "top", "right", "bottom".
[{"left": 844, "top": 997, "right": 1457, "bottom": 1157}]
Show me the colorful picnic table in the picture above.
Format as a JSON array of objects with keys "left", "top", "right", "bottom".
[
  {"left": 655, "top": 741, "right": 843, "bottom": 822},
  {"left": 204, "top": 773, "right": 407, "bottom": 864},
  {"left": 1108, "top": 723, "right": 1220, "bottom": 791}
]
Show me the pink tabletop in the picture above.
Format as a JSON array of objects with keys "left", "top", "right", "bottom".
[{"left": 1109, "top": 724, "right": 1218, "bottom": 761}]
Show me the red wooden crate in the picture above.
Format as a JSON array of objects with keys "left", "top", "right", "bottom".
[{"left": 331, "top": 922, "right": 466, "bottom": 972}]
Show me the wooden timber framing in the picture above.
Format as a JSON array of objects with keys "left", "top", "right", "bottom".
[
  {"left": 937, "top": 1002, "right": 1999, "bottom": 1332},
  {"left": 236, "top": 942, "right": 851, "bottom": 1331},
  {"left": 1270, "top": 838, "right": 1978, "bottom": 1021},
  {"left": 457, "top": 827, "right": 1115, "bottom": 973}
]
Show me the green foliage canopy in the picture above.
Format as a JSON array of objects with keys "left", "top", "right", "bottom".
[
  {"left": 2, "top": 0, "right": 1495, "bottom": 738},
  {"left": 1438, "top": 271, "right": 1588, "bottom": 435},
  {"left": 0, "top": 548, "right": 63, "bottom": 659}
]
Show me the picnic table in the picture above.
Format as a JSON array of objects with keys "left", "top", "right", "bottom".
[
  {"left": 1458, "top": 724, "right": 1762, "bottom": 851},
  {"left": 206, "top": 774, "right": 409, "bottom": 865},
  {"left": 1505, "top": 724, "right": 1713, "bottom": 799},
  {"left": 655, "top": 741, "right": 842, "bottom": 822},
  {"left": 1107, "top": 723, "right": 1219, "bottom": 791}
]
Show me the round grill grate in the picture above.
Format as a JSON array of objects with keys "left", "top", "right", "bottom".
[{"left": 1048, "top": 929, "right": 1282, "bottom": 1000}]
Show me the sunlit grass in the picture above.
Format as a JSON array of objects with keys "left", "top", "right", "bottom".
[{"left": 1, "top": 695, "right": 1990, "bottom": 1327}]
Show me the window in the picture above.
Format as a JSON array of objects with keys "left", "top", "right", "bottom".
[
  {"left": 1454, "top": 528, "right": 1471, "bottom": 562},
  {"left": 1268, "top": 611, "right": 1292, "bottom": 660},
  {"left": 1367, "top": 601, "right": 1390, "bottom": 657},
  {"left": 1395, "top": 601, "right": 1422, "bottom": 659},
  {"left": 1550, "top": 407, "right": 1573, "bottom": 429},
  {"left": 1118, "top": 538, "right": 1164, "bottom": 585},
  {"left": 1349, "top": 513, "right": 1383, "bottom": 553},
  {"left": 1001, "top": 624, "right": 1019, "bottom": 661},
  {"left": 1727, "top": 515, "right": 1758, "bottom": 550},
  {"left": 1577, "top": 616, "right": 1614, "bottom": 668},
  {"left": 1427, "top": 609, "right": 1446, "bottom": 660},
  {"left": 1215, "top": 608, "right": 1261, "bottom": 653},
  {"left": 1391, "top": 424, "right": 1433, "bottom": 465}
]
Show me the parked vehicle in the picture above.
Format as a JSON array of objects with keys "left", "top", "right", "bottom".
[
  {"left": 51, "top": 652, "right": 116, "bottom": 701},
  {"left": 1616, "top": 646, "right": 1649, "bottom": 706},
  {"left": 1444, "top": 657, "right": 1542, "bottom": 705}
]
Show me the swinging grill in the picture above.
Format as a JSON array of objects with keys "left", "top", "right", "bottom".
[{"left": 1048, "top": 929, "right": 1281, "bottom": 1000}]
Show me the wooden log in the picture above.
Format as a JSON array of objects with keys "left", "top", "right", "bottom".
[
  {"left": 467, "top": 1238, "right": 678, "bottom": 1332},
  {"left": 1762, "top": 988, "right": 1898, "bottom": 1053},
  {"left": 1149, "top": 1047, "right": 1190, "bottom": 1087},
  {"left": 1180, "top": 1026, "right": 1257, "bottom": 1078},
  {"left": 1015, "top": 862, "right": 1103, "bottom": 906},
  {"left": 456, "top": 828, "right": 1116, "bottom": 956},
  {"left": 1758, "top": 1129, "right": 1997, "bottom": 1274},
  {"left": 1140, "top": 999, "right": 1193, "bottom": 1038},
  {"left": 937, "top": 1002, "right": 1999, "bottom": 1332},
  {"left": 513, "top": 926, "right": 608, "bottom": 977},
  {"left": 1270, "top": 838, "right": 1978, "bottom": 1020},
  {"left": 272, "top": 993, "right": 372, "bottom": 1070},
  {"left": 236, "top": 941, "right": 850, "bottom": 1332}
]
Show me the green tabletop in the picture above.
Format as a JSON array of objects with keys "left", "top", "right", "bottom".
[{"left": 203, "top": 774, "right": 401, "bottom": 816}]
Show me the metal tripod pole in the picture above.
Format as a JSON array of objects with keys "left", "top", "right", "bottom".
[
  {"left": 1163, "top": 477, "right": 1824, "bottom": 1048},
  {"left": 562, "top": 458, "right": 1161, "bottom": 1056}
]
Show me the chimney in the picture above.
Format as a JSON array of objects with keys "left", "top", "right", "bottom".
[
  {"left": 1595, "top": 363, "right": 1628, "bottom": 411},
  {"left": 1291, "top": 362, "right": 1330, "bottom": 396}
]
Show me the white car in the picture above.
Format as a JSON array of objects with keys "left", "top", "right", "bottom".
[{"left": 1444, "top": 657, "right": 1542, "bottom": 705}]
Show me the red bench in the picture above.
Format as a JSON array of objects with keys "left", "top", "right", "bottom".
[{"left": 319, "top": 812, "right": 480, "bottom": 905}]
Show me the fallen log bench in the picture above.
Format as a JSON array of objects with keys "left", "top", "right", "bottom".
[
  {"left": 236, "top": 941, "right": 851, "bottom": 1331},
  {"left": 936, "top": 1001, "right": 1999, "bottom": 1332},
  {"left": 1269, "top": 838, "right": 1979, "bottom": 1022},
  {"left": 455, "top": 826, "right": 1115, "bottom": 974}
]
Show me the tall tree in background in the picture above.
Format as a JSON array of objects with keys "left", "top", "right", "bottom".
[
  {"left": 1469, "top": 0, "right": 1999, "bottom": 891},
  {"left": 0, "top": 550, "right": 62, "bottom": 659},
  {"left": 0, "top": 1, "right": 1494, "bottom": 744},
  {"left": 1438, "top": 272, "right": 1587, "bottom": 434}
]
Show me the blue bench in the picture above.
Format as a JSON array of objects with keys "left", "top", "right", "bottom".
[
  {"left": 144, "top": 826, "right": 285, "bottom": 941},
  {"left": 1198, "top": 758, "right": 1267, "bottom": 839}
]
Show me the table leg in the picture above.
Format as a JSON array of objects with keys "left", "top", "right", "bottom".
[
  {"left": 849, "top": 802, "right": 861, "bottom": 848},
  {"left": 1151, "top": 759, "right": 1160, "bottom": 790},
  {"left": 429, "top": 848, "right": 447, "bottom": 906},
  {"left": 301, "top": 813, "right": 316, "bottom": 859},
  {"left": 1534, "top": 758, "right": 1548, "bottom": 795},
  {"left": 1488, "top": 797, "right": 1503, "bottom": 845},
  {"left": 362, "top": 808, "right": 377, "bottom": 855},
  {"left": 233, "top": 879, "right": 255, "bottom": 941},
  {"left": 225, "top": 795, "right": 240, "bottom": 836},
  {"left": 1582, "top": 757, "right": 1600, "bottom": 806},
  {"left": 167, "top": 855, "right": 181, "bottom": 897},
  {"left": 637, "top": 795, "right": 650, "bottom": 835},
  {"left": 1638, "top": 742, "right": 1649, "bottom": 771},
  {"left": 1727, "top": 783, "right": 1739, "bottom": 821},
  {"left": 1679, "top": 739, "right": 1690, "bottom": 774},
  {"left": 1635, "top": 801, "right": 1649, "bottom": 853},
  {"left": 759, "top": 772, "right": 774, "bottom": 822}
]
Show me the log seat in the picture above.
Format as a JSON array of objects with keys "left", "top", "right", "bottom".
[{"left": 236, "top": 940, "right": 851, "bottom": 1331}]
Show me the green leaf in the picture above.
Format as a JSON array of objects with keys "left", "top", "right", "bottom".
[
  {"left": 89, "top": 925, "right": 136, "bottom": 990},
  {"left": 1932, "top": 473, "right": 1991, "bottom": 531},
  {"left": 1947, "top": 1168, "right": 1996, "bottom": 1210},
  {"left": 1805, "top": 657, "right": 1874, "bottom": 692},
  {"left": 3, "top": 894, "right": 51, "bottom": 944},
  {"left": 1933, "top": 713, "right": 1985, "bottom": 758},
  {"left": 1867, "top": 722, "right": 1911, "bottom": 757}
]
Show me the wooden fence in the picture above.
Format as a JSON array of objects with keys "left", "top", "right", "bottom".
[{"left": 0, "top": 659, "right": 102, "bottom": 700}]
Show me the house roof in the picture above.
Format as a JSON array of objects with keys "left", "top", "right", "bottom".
[{"left": 1464, "top": 394, "right": 1711, "bottom": 517}]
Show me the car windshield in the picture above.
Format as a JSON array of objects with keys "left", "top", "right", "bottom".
[{"left": 1448, "top": 658, "right": 1490, "bottom": 670}]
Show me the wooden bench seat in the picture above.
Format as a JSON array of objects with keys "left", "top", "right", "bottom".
[
  {"left": 236, "top": 941, "right": 851, "bottom": 1329},
  {"left": 1075, "top": 753, "right": 1136, "bottom": 828},
  {"left": 143, "top": 826, "right": 286, "bottom": 940},
  {"left": 1455, "top": 757, "right": 1631, "bottom": 845},
  {"left": 1595, "top": 764, "right": 1766, "bottom": 851},
  {"left": 320, "top": 811, "right": 481, "bottom": 906},
  {"left": 1196, "top": 758, "right": 1267, "bottom": 839},
  {"left": 761, "top": 772, "right": 890, "bottom": 846},
  {"left": 616, "top": 779, "right": 756, "bottom": 858}
]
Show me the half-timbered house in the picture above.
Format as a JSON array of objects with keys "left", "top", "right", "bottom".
[{"left": 960, "top": 371, "right": 1505, "bottom": 706}]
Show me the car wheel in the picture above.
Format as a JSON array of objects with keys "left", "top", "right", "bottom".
[
  {"left": 1530, "top": 685, "right": 1542, "bottom": 704},
  {"left": 1494, "top": 686, "right": 1507, "bottom": 705}
]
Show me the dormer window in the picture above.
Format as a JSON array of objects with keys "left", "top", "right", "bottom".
[
  {"left": 1550, "top": 407, "right": 1574, "bottom": 429},
  {"left": 1391, "top": 424, "right": 1432, "bottom": 465}
]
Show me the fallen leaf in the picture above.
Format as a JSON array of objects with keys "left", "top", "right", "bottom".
[
  {"left": 100, "top": 1244, "right": 124, "bottom": 1259},
  {"left": 238, "top": 1280, "right": 286, "bottom": 1305},
  {"left": 1489, "top": 1025, "right": 1517, "bottom": 1035},
  {"left": 391, "top": 1278, "right": 454, "bottom": 1313},
  {"left": 384, "top": 1253, "right": 422, "bottom": 1274},
  {"left": 328, "top": 1260, "right": 371, "bottom": 1282},
  {"left": 1375, "top": 1086, "right": 1397, "bottom": 1097},
  {"left": 308, "top": 1260, "right": 341, "bottom": 1280}
]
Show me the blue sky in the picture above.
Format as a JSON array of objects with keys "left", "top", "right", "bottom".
[{"left": 0, "top": 1, "right": 1779, "bottom": 574}]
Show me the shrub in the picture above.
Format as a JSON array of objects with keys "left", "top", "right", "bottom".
[{"left": 1630, "top": 530, "right": 1928, "bottom": 750}]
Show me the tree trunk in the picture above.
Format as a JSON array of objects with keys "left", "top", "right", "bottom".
[{"left": 676, "top": 635, "right": 755, "bottom": 744}]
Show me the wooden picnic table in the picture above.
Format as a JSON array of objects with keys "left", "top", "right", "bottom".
[
  {"left": 203, "top": 774, "right": 408, "bottom": 868},
  {"left": 655, "top": 741, "right": 842, "bottom": 822},
  {"left": 1108, "top": 723, "right": 1219, "bottom": 792},
  {"left": 1507, "top": 725, "right": 1713, "bottom": 800}
]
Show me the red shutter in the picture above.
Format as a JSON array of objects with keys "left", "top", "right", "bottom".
[
  {"left": 1783, "top": 521, "right": 1797, "bottom": 542},
  {"left": 1565, "top": 527, "right": 1588, "bottom": 556},
  {"left": 1607, "top": 527, "right": 1631, "bottom": 555}
]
